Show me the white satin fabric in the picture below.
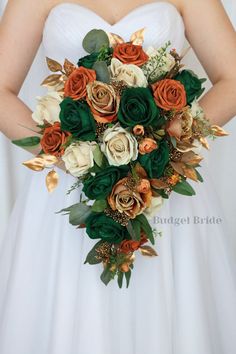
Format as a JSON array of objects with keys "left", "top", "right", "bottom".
[{"left": 0, "top": 2, "right": 236, "bottom": 354}]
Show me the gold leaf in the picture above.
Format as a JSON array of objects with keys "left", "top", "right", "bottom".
[
  {"left": 182, "top": 166, "right": 198, "bottom": 182},
  {"left": 199, "top": 137, "right": 210, "bottom": 150},
  {"left": 22, "top": 157, "right": 45, "bottom": 171},
  {"left": 46, "top": 57, "right": 63, "bottom": 72},
  {"left": 134, "top": 162, "right": 148, "bottom": 178},
  {"left": 150, "top": 179, "right": 169, "bottom": 189},
  {"left": 181, "top": 151, "right": 203, "bottom": 165},
  {"left": 211, "top": 125, "right": 229, "bottom": 137},
  {"left": 170, "top": 161, "right": 185, "bottom": 176},
  {"left": 63, "top": 58, "right": 77, "bottom": 76},
  {"left": 125, "top": 253, "right": 136, "bottom": 264},
  {"left": 139, "top": 245, "right": 158, "bottom": 257},
  {"left": 106, "top": 32, "right": 125, "bottom": 47},
  {"left": 130, "top": 27, "right": 146, "bottom": 45},
  {"left": 46, "top": 169, "right": 59, "bottom": 193},
  {"left": 40, "top": 154, "right": 58, "bottom": 167},
  {"left": 41, "top": 74, "right": 63, "bottom": 87}
]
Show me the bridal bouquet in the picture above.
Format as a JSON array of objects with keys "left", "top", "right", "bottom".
[{"left": 12, "top": 28, "right": 228, "bottom": 288}]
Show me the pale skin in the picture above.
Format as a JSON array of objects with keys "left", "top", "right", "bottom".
[{"left": 0, "top": 0, "right": 236, "bottom": 161}]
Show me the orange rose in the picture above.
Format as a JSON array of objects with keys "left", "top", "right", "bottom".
[
  {"left": 41, "top": 122, "right": 70, "bottom": 157},
  {"left": 64, "top": 66, "right": 96, "bottom": 100},
  {"left": 136, "top": 179, "right": 151, "bottom": 194},
  {"left": 119, "top": 234, "right": 148, "bottom": 254},
  {"left": 138, "top": 138, "right": 157, "bottom": 155},
  {"left": 133, "top": 125, "right": 145, "bottom": 136},
  {"left": 113, "top": 43, "right": 149, "bottom": 66},
  {"left": 151, "top": 79, "right": 187, "bottom": 111}
]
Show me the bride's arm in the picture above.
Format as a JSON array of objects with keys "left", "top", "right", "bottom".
[
  {"left": 0, "top": 0, "right": 53, "bottom": 155},
  {"left": 179, "top": 0, "right": 236, "bottom": 127}
]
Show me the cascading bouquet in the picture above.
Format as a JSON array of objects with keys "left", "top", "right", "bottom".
[{"left": 12, "top": 28, "right": 228, "bottom": 288}]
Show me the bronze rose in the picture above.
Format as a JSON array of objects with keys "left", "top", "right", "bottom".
[{"left": 86, "top": 81, "right": 120, "bottom": 123}]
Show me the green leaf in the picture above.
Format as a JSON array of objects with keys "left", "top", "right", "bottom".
[
  {"left": 117, "top": 271, "right": 124, "bottom": 288},
  {"left": 170, "top": 136, "right": 177, "bottom": 148},
  {"left": 172, "top": 180, "right": 196, "bottom": 196},
  {"left": 196, "top": 169, "right": 204, "bottom": 183},
  {"left": 129, "top": 219, "right": 141, "bottom": 241},
  {"left": 84, "top": 240, "right": 104, "bottom": 264},
  {"left": 155, "top": 189, "right": 169, "bottom": 199},
  {"left": 92, "top": 145, "right": 106, "bottom": 167},
  {"left": 100, "top": 265, "right": 114, "bottom": 286},
  {"left": 12, "top": 136, "right": 40, "bottom": 147},
  {"left": 136, "top": 214, "right": 155, "bottom": 245},
  {"left": 125, "top": 270, "right": 132, "bottom": 288},
  {"left": 92, "top": 61, "right": 110, "bottom": 83},
  {"left": 91, "top": 199, "right": 108, "bottom": 212},
  {"left": 56, "top": 202, "right": 92, "bottom": 225},
  {"left": 82, "top": 29, "right": 110, "bottom": 53}
]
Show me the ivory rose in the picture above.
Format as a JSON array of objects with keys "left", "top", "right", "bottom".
[
  {"left": 101, "top": 123, "right": 138, "bottom": 166},
  {"left": 109, "top": 58, "right": 148, "bottom": 87},
  {"left": 62, "top": 141, "right": 97, "bottom": 177},
  {"left": 144, "top": 196, "right": 164, "bottom": 218},
  {"left": 32, "top": 92, "right": 62, "bottom": 125}
]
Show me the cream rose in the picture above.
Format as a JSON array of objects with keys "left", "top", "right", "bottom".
[
  {"left": 144, "top": 196, "right": 164, "bottom": 218},
  {"left": 190, "top": 99, "right": 205, "bottom": 120},
  {"left": 101, "top": 123, "right": 138, "bottom": 166},
  {"left": 32, "top": 91, "right": 62, "bottom": 125},
  {"left": 109, "top": 58, "right": 148, "bottom": 87},
  {"left": 62, "top": 141, "right": 97, "bottom": 177}
]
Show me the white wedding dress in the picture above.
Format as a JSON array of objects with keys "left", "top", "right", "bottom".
[{"left": 0, "top": 2, "right": 236, "bottom": 354}]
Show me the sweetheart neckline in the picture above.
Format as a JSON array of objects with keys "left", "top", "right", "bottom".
[{"left": 45, "top": 1, "right": 184, "bottom": 27}]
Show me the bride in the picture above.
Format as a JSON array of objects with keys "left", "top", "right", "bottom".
[{"left": 0, "top": 0, "right": 236, "bottom": 353}]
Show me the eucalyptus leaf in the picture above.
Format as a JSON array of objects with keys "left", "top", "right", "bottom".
[
  {"left": 12, "top": 136, "right": 40, "bottom": 147},
  {"left": 92, "top": 61, "right": 110, "bottom": 83},
  {"left": 56, "top": 202, "right": 92, "bottom": 225},
  {"left": 84, "top": 240, "right": 104, "bottom": 264},
  {"left": 91, "top": 199, "right": 108, "bottom": 212},
  {"left": 172, "top": 180, "right": 196, "bottom": 196},
  {"left": 100, "top": 266, "right": 114, "bottom": 286},
  {"left": 82, "top": 29, "right": 110, "bottom": 54}
]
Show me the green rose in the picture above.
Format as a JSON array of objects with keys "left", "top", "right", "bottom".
[
  {"left": 138, "top": 139, "right": 170, "bottom": 178},
  {"left": 78, "top": 52, "right": 99, "bottom": 69},
  {"left": 59, "top": 97, "right": 96, "bottom": 141},
  {"left": 118, "top": 87, "right": 162, "bottom": 128},
  {"left": 82, "top": 165, "right": 129, "bottom": 200},
  {"left": 174, "top": 70, "right": 206, "bottom": 104},
  {"left": 86, "top": 212, "right": 129, "bottom": 243}
]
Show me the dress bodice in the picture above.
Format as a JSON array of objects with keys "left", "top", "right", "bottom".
[{"left": 42, "top": 1, "right": 186, "bottom": 63}]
